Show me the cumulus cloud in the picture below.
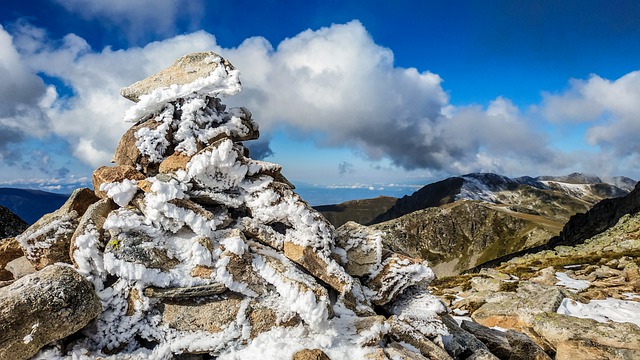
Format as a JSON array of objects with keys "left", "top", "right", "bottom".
[
  {"left": 11, "top": 22, "right": 219, "bottom": 166},
  {"left": 53, "top": 0, "right": 204, "bottom": 42},
  {"left": 541, "top": 71, "right": 640, "bottom": 156},
  {"left": 0, "top": 25, "right": 52, "bottom": 164},
  {"left": 3, "top": 20, "right": 580, "bottom": 177}
]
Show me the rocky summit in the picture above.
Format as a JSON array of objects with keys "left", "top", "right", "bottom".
[
  {"left": 0, "top": 52, "right": 455, "bottom": 360},
  {"left": 2, "top": 52, "right": 638, "bottom": 360}
]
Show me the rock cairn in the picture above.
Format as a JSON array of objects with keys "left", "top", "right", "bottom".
[{"left": 2, "top": 52, "right": 455, "bottom": 359}]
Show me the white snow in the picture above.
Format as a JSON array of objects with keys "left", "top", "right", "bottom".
[
  {"left": 557, "top": 298, "right": 640, "bottom": 327},
  {"left": 555, "top": 272, "right": 591, "bottom": 292},
  {"left": 16, "top": 211, "right": 78, "bottom": 259},
  {"left": 456, "top": 175, "right": 501, "bottom": 202},
  {"left": 100, "top": 179, "right": 139, "bottom": 207},
  {"left": 123, "top": 56, "right": 241, "bottom": 123}
]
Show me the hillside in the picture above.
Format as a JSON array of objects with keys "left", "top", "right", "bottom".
[
  {"left": 357, "top": 173, "right": 636, "bottom": 277},
  {"left": 0, "top": 206, "right": 28, "bottom": 239},
  {"left": 314, "top": 195, "right": 397, "bottom": 227},
  {"left": 372, "top": 200, "right": 563, "bottom": 277},
  {"left": 370, "top": 173, "right": 632, "bottom": 225},
  {"left": 428, "top": 186, "right": 640, "bottom": 358},
  {"left": 0, "top": 188, "right": 69, "bottom": 224}
]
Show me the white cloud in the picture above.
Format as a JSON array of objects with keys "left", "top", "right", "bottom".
[
  {"left": 541, "top": 71, "right": 640, "bottom": 156},
  {"left": 12, "top": 23, "right": 219, "bottom": 166},
  {"left": 0, "top": 25, "right": 50, "bottom": 134},
  {"left": 5, "top": 20, "right": 615, "bottom": 179}
]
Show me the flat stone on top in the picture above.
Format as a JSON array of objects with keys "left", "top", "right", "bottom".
[{"left": 120, "top": 51, "right": 235, "bottom": 102}]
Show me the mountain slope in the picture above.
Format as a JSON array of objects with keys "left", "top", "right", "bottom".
[
  {"left": 0, "top": 188, "right": 69, "bottom": 224},
  {"left": 372, "top": 200, "right": 563, "bottom": 277},
  {"left": 370, "top": 173, "right": 633, "bottom": 226},
  {"left": 0, "top": 206, "right": 28, "bottom": 238},
  {"left": 313, "top": 196, "right": 397, "bottom": 227},
  {"left": 361, "top": 173, "right": 636, "bottom": 276}
]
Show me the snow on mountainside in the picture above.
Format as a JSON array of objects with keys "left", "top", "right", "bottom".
[
  {"left": 371, "top": 172, "right": 635, "bottom": 226},
  {"left": 457, "top": 172, "right": 633, "bottom": 205}
]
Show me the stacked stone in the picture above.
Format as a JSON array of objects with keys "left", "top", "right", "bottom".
[{"left": 2, "top": 52, "right": 455, "bottom": 359}]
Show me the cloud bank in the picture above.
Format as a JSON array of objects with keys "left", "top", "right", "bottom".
[{"left": 1, "top": 20, "right": 639, "bottom": 181}]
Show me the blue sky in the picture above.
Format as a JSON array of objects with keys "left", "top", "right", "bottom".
[{"left": 1, "top": 1, "right": 640, "bottom": 204}]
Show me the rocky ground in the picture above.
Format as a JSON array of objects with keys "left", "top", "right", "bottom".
[{"left": 430, "top": 210, "right": 640, "bottom": 359}]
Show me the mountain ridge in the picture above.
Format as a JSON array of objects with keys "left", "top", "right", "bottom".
[
  {"left": 0, "top": 188, "right": 69, "bottom": 224},
  {"left": 369, "top": 172, "right": 635, "bottom": 225}
]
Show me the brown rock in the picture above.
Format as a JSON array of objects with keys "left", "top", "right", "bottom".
[
  {"left": 3, "top": 256, "right": 35, "bottom": 280},
  {"left": 0, "top": 237, "right": 23, "bottom": 270},
  {"left": 112, "top": 118, "right": 168, "bottom": 175},
  {"left": 120, "top": 52, "right": 235, "bottom": 103},
  {"left": 159, "top": 152, "right": 192, "bottom": 174},
  {"left": 284, "top": 241, "right": 351, "bottom": 293},
  {"left": 0, "top": 269, "right": 13, "bottom": 282},
  {"left": 69, "top": 198, "right": 117, "bottom": 268},
  {"left": 17, "top": 188, "right": 98, "bottom": 270},
  {"left": 354, "top": 315, "right": 388, "bottom": 346},
  {"left": 93, "top": 165, "right": 145, "bottom": 199},
  {"left": 340, "top": 277, "right": 376, "bottom": 316},
  {"left": 59, "top": 188, "right": 100, "bottom": 215},
  {"left": 161, "top": 293, "right": 243, "bottom": 333},
  {"left": 247, "top": 303, "right": 300, "bottom": 339},
  {"left": 335, "top": 221, "right": 384, "bottom": 277},
  {"left": 291, "top": 349, "right": 331, "bottom": 360},
  {"left": 531, "top": 312, "right": 640, "bottom": 351},
  {"left": 366, "top": 253, "right": 434, "bottom": 305},
  {"left": 387, "top": 316, "right": 453, "bottom": 360},
  {"left": 239, "top": 217, "right": 285, "bottom": 251},
  {"left": 0, "top": 265, "right": 102, "bottom": 360},
  {"left": 191, "top": 265, "right": 214, "bottom": 278},
  {"left": 251, "top": 242, "right": 332, "bottom": 327},
  {"left": 137, "top": 179, "right": 153, "bottom": 193},
  {"left": 555, "top": 339, "right": 640, "bottom": 360},
  {"left": 384, "top": 342, "right": 430, "bottom": 360},
  {"left": 364, "top": 348, "right": 389, "bottom": 360}
]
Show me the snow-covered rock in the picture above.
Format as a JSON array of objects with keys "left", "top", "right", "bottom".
[{"left": 8, "top": 52, "right": 451, "bottom": 360}]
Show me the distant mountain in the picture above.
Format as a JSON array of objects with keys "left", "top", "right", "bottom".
[
  {"left": 550, "top": 180, "right": 640, "bottom": 248},
  {"left": 0, "top": 205, "right": 28, "bottom": 238},
  {"left": 0, "top": 188, "right": 69, "bottom": 224},
  {"left": 474, "top": 180, "right": 640, "bottom": 271},
  {"left": 361, "top": 173, "right": 636, "bottom": 276},
  {"left": 372, "top": 200, "right": 564, "bottom": 277},
  {"left": 313, "top": 196, "right": 397, "bottom": 227},
  {"left": 370, "top": 172, "right": 634, "bottom": 225}
]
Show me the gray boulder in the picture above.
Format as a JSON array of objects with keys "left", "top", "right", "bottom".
[{"left": 0, "top": 265, "right": 102, "bottom": 360}]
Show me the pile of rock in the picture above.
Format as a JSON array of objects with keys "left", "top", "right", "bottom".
[{"left": 1, "top": 52, "right": 457, "bottom": 359}]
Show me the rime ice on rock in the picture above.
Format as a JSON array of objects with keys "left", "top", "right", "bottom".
[{"left": 26, "top": 52, "right": 449, "bottom": 359}]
